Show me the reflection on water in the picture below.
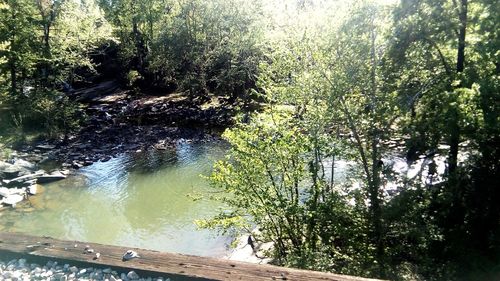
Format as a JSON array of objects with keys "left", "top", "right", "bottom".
[{"left": 0, "top": 141, "right": 230, "bottom": 257}]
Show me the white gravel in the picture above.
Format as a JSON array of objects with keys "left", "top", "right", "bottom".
[{"left": 0, "top": 258, "right": 173, "bottom": 281}]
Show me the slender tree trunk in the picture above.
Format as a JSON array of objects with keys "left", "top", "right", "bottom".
[
  {"left": 369, "top": 21, "right": 385, "bottom": 278},
  {"left": 9, "top": 3, "right": 17, "bottom": 96},
  {"left": 370, "top": 134, "right": 385, "bottom": 278},
  {"left": 10, "top": 62, "right": 17, "bottom": 96},
  {"left": 456, "top": 0, "right": 467, "bottom": 73},
  {"left": 449, "top": 0, "right": 467, "bottom": 176}
]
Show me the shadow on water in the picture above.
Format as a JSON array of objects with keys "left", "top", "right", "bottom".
[{"left": 0, "top": 141, "right": 231, "bottom": 258}]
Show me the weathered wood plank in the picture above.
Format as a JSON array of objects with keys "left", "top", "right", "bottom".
[{"left": 0, "top": 232, "right": 382, "bottom": 281}]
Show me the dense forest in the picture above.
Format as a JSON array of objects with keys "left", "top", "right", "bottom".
[{"left": 0, "top": 0, "right": 498, "bottom": 280}]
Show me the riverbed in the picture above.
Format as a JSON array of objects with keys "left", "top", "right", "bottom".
[{"left": 0, "top": 141, "right": 231, "bottom": 258}]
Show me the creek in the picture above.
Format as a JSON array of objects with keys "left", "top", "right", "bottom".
[{"left": 0, "top": 141, "right": 231, "bottom": 257}]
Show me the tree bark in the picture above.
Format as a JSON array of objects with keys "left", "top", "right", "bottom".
[
  {"left": 449, "top": 0, "right": 467, "bottom": 176},
  {"left": 456, "top": 0, "right": 467, "bottom": 73},
  {"left": 9, "top": 4, "right": 17, "bottom": 96},
  {"left": 10, "top": 61, "right": 17, "bottom": 96},
  {"left": 369, "top": 21, "right": 385, "bottom": 278}
]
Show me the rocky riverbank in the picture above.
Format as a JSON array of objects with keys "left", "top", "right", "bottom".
[
  {"left": 0, "top": 258, "right": 172, "bottom": 281},
  {"left": 12, "top": 80, "right": 233, "bottom": 169},
  {"left": 0, "top": 81, "right": 235, "bottom": 209}
]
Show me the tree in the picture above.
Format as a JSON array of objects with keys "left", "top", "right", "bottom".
[
  {"left": 389, "top": 0, "right": 500, "bottom": 278},
  {"left": 0, "top": 0, "right": 113, "bottom": 135},
  {"left": 200, "top": 1, "right": 403, "bottom": 278},
  {"left": 0, "top": 0, "right": 40, "bottom": 99}
]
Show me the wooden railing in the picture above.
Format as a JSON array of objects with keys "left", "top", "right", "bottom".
[{"left": 0, "top": 232, "right": 383, "bottom": 281}]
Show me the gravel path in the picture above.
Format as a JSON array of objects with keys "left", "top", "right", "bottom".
[{"left": 0, "top": 258, "right": 172, "bottom": 281}]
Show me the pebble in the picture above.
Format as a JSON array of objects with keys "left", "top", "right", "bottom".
[{"left": 0, "top": 258, "right": 175, "bottom": 281}]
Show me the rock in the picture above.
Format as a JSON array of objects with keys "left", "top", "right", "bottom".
[
  {"left": 2, "top": 165, "right": 21, "bottom": 179},
  {"left": 17, "top": 259, "right": 26, "bottom": 267},
  {"left": 2, "top": 194, "right": 23, "bottom": 206},
  {"left": 0, "top": 187, "right": 25, "bottom": 197},
  {"left": 28, "top": 185, "right": 38, "bottom": 195},
  {"left": 77, "top": 268, "right": 87, "bottom": 276},
  {"left": 127, "top": 271, "right": 139, "bottom": 280},
  {"left": 72, "top": 80, "right": 120, "bottom": 102},
  {"left": 2, "top": 159, "right": 37, "bottom": 178},
  {"left": 14, "top": 159, "right": 35, "bottom": 169},
  {"left": 100, "top": 156, "right": 112, "bottom": 162},
  {"left": 36, "top": 171, "right": 67, "bottom": 184},
  {"left": 59, "top": 170, "right": 71, "bottom": 175},
  {"left": 3, "top": 171, "right": 45, "bottom": 187},
  {"left": 36, "top": 144, "right": 56, "bottom": 150},
  {"left": 53, "top": 273, "right": 65, "bottom": 280}
]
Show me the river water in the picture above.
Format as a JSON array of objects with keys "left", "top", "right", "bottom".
[{"left": 0, "top": 141, "right": 231, "bottom": 257}]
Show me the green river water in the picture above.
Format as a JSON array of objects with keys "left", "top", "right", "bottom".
[{"left": 0, "top": 141, "right": 231, "bottom": 257}]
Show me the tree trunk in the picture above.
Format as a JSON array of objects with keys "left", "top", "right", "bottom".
[
  {"left": 10, "top": 62, "right": 17, "bottom": 96},
  {"left": 456, "top": 0, "right": 467, "bottom": 73},
  {"left": 370, "top": 134, "right": 385, "bottom": 278},
  {"left": 449, "top": 0, "right": 467, "bottom": 176},
  {"left": 369, "top": 22, "right": 385, "bottom": 278},
  {"left": 9, "top": 5, "right": 17, "bottom": 96}
]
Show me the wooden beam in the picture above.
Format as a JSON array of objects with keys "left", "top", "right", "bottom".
[{"left": 0, "top": 232, "right": 383, "bottom": 281}]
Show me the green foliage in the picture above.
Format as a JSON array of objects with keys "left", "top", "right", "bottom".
[
  {"left": 148, "top": 0, "right": 263, "bottom": 98},
  {"left": 29, "top": 90, "right": 83, "bottom": 137},
  {"left": 0, "top": 0, "right": 112, "bottom": 135},
  {"left": 200, "top": 0, "right": 500, "bottom": 280},
  {"left": 201, "top": 110, "right": 371, "bottom": 275},
  {"left": 101, "top": 0, "right": 262, "bottom": 98}
]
